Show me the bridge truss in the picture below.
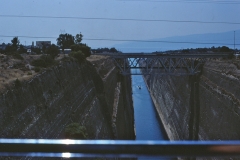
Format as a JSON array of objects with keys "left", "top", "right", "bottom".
[{"left": 98, "top": 53, "right": 230, "bottom": 75}]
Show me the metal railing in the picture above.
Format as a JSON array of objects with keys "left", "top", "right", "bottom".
[{"left": 1, "top": 139, "right": 240, "bottom": 158}]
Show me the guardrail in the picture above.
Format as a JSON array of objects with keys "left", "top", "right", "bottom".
[{"left": 1, "top": 139, "right": 240, "bottom": 158}]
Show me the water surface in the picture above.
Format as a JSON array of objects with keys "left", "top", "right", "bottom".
[{"left": 132, "top": 74, "right": 168, "bottom": 140}]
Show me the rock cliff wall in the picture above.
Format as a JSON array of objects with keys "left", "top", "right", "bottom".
[
  {"left": 143, "top": 59, "right": 240, "bottom": 140},
  {"left": 0, "top": 57, "right": 135, "bottom": 140}
]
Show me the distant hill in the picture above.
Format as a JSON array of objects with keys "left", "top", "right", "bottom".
[{"left": 113, "top": 29, "right": 240, "bottom": 53}]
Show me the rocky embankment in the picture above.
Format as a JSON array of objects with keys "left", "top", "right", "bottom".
[
  {"left": 0, "top": 55, "right": 135, "bottom": 140},
  {"left": 143, "top": 59, "right": 240, "bottom": 140}
]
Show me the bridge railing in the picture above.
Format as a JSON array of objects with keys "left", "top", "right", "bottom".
[{"left": 1, "top": 139, "right": 240, "bottom": 158}]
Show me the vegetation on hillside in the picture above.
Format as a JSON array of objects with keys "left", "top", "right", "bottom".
[
  {"left": 165, "top": 46, "right": 234, "bottom": 54},
  {"left": 92, "top": 47, "right": 119, "bottom": 53},
  {"left": 64, "top": 123, "right": 88, "bottom": 139},
  {"left": 31, "top": 55, "right": 57, "bottom": 68},
  {"left": 56, "top": 32, "right": 91, "bottom": 62}
]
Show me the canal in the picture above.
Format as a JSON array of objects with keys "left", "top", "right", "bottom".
[
  {"left": 132, "top": 74, "right": 168, "bottom": 140},
  {"left": 132, "top": 72, "right": 170, "bottom": 159}
]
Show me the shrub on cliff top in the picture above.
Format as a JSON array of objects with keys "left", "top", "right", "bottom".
[
  {"left": 14, "top": 78, "right": 22, "bottom": 88},
  {"left": 31, "top": 55, "right": 56, "bottom": 68},
  {"left": 69, "top": 51, "right": 85, "bottom": 63},
  {"left": 70, "top": 44, "right": 91, "bottom": 57},
  {"left": 65, "top": 123, "right": 88, "bottom": 139}
]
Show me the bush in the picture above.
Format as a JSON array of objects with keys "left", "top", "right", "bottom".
[
  {"left": 18, "top": 45, "right": 27, "bottom": 54},
  {"left": 31, "top": 47, "right": 41, "bottom": 54},
  {"left": 220, "top": 46, "right": 232, "bottom": 52},
  {"left": 14, "top": 78, "right": 22, "bottom": 88},
  {"left": 46, "top": 44, "right": 60, "bottom": 58},
  {"left": 31, "top": 55, "right": 56, "bottom": 68},
  {"left": 70, "top": 44, "right": 91, "bottom": 57},
  {"left": 65, "top": 123, "right": 87, "bottom": 139},
  {"left": 69, "top": 51, "right": 85, "bottom": 62}
]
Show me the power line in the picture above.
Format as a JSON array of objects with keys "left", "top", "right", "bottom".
[
  {"left": 0, "top": 35, "right": 239, "bottom": 46},
  {"left": 0, "top": 35, "right": 56, "bottom": 39},
  {"left": 84, "top": 38, "right": 240, "bottom": 45},
  {"left": 117, "top": 0, "right": 240, "bottom": 4},
  {"left": 0, "top": 15, "right": 240, "bottom": 25}
]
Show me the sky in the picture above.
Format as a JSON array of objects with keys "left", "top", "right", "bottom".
[{"left": 0, "top": 0, "right": 240, "bottom": 49}]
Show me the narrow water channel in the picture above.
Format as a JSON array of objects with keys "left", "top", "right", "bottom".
[
  {"left": 132, "top": 74, "right": 168, "bottom": 140},
  {"left": 131, "top": 71, "right": 170, "bottom": 160}
]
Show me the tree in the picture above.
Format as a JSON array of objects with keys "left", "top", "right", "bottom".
[
  {"left": 57, "top": 32, "right": 91, "bottom": 57},
  {"left": 91, "top": 47, "right": 119, "bottom": 53},
  {"left": 18, "top": 45, "right": 27, "bottom": 54},
  {"left": 31, "top": 47, "right": 41, "bottom": 54},
  {"left": 11, "top": 37, "right": 20, "bottom": 52},
  {"left": 110, "top": 47, "right": 118, "bottom": 53},
  {"left": 75, "top": 33, "right": 83, "bottom": 44},
  {"left": 70, "top": 44, "right": 91, "bottom": 57},
  {"left": 56, "top": 33, "right": 75, "bottom": 53},
  {"left": 220, "top": 46, "right": 232, "bottom": 52},
  {"left": 46, "top": 44, "right": 59, "bottom": 58},
  {"left": 4, "top": 44, "right": 12, "bottom": 53}
]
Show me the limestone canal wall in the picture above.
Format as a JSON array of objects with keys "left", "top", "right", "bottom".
[
  {"left": 0, "top": 57, "right": 135, "bottom": 140},
  {"left": 143, "top": 59, "right": 240, "bottom": 140}
]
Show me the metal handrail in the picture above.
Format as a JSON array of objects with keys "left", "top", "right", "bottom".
[{"left": 1, "top": 139, "right": 240, "bottom": 158}]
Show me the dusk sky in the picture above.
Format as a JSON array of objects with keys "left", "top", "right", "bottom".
[{"left": 0, "top": 0, "right": 240, "bottom": 49}]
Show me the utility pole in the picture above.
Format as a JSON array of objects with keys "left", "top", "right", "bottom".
[{"left": 234, "top": 31, "right": 235, "bottom": 50}]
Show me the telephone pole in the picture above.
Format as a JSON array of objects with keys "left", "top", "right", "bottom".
[{"left": 234, "top": 31, "right": 235, "bottom": 50}]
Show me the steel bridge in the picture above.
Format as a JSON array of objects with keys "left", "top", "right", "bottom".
[{"left": 95, "top": 52, "right": 231, "bottom": 75}]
